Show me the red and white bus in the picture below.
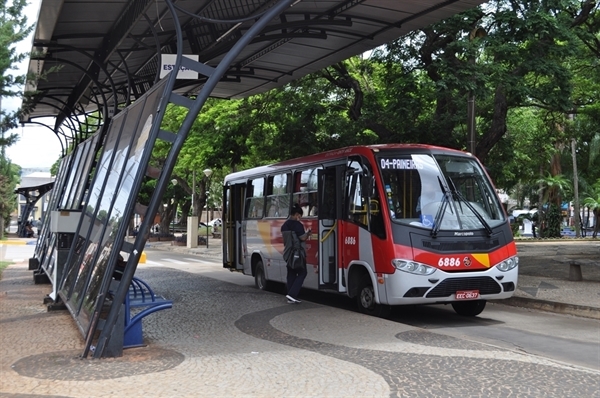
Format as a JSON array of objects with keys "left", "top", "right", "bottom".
[{"left": 222, "top": 144, "right": 518, "bottom": 316}]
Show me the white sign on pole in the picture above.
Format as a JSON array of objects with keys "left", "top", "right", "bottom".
[{"left": 160, "top": 54, "right": 199, "bottom": 79}]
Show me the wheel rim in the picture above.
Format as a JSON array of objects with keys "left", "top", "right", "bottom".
[{"left": 360, "top": 286, "right": 374, "bottom": 310}]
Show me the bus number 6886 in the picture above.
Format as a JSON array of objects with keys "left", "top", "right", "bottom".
[{"left": 438, "top": 257, "right": 461, "bottom": 267}]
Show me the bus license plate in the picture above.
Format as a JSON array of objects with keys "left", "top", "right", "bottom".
[{"left": 455, "top": 290, "right": 479, "bottom": 300}]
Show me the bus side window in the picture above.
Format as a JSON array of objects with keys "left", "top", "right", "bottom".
[
  {"left": 292, "top": 167, "right": 321, "bottom": 217},
  {"left": 245, "top": 178, "right": 265, "bottom": 219},
  {"left": 266, "top": 173, "right": 289, "bottom": 218}
]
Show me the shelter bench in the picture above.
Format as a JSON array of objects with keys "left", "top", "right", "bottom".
[{"left": 122, "top": 276, "right": 173, "bottom": 348}]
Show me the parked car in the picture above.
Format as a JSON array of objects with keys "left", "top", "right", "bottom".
[{"left": 208, "top": 218, "right": 222, "bottom": 227}]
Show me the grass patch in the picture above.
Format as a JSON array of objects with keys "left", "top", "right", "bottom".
[{"left": 0, "top": 261, "right": 10, "bottom": 279}]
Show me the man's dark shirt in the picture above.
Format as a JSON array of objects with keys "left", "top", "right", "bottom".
[{"left": 281, "top": 219, "right": 305, "bottom": 239}]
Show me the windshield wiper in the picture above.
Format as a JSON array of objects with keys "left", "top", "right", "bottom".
[
  {"left": 446, "top": 177, "right": 493, "bottom": 236},
  {"left": 431, "top": 177, "right": 452, "bottom": 238}
]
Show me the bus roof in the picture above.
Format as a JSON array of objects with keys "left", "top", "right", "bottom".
[{"left": 224, "top": 144, "right": 470, "bottom": 183}]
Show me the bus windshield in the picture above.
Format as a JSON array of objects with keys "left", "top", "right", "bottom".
[{"left": 379, "top": 153, "right": 506, "bottom": 232}]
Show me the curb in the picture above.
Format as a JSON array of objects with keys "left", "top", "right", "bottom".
[
  {"left": 498, "top": 296, "right": 600, "bottom": 320},
  {"left": 0, "top": 240, "right": 29, "bottom": 246},
  {"left": 147, "top": 243, "right": 222, "bottom": 260}
]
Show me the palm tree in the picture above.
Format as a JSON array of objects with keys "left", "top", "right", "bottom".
[
  {"left": 536, "top": 173, "right": 572, "bottom": 238},
  {"left": 582, "top": 180, "right": 600, "bottom": 238}
]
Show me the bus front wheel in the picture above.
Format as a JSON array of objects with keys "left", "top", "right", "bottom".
[
  {"left": 451, "top": 300, "right": 486, "bottom": 316},
  {"left": 356, "top": 278, "right": 389, "bottom": 318},
  {"left": 254, "top": 261, "right": 272, "bottom": 291}
]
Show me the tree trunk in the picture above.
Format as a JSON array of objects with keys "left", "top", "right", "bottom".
[{"left": 476, "top": 85, "right": 508, "bottom": 163}]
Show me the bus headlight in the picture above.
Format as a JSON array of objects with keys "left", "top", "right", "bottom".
[
  {"left": 496, "top": 256, "right": 519, "bottom": 272},
  {"left": 392, "top": 259, "right": 436, "bottom": 276}
]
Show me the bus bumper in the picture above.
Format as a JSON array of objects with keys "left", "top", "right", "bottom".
[{"left": 379, "top": 266, "right": 519, "bottom": 306}]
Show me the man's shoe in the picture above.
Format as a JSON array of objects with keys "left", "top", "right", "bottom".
[{"left": 286, "top": 295, "right": 301, "bottom": 303}]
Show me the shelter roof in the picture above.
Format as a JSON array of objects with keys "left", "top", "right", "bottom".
[
  {"left": 14, "top": 176, "right": 55, "bottom": 195},
  {"left": 23, "top": 0, "right": 485, "bottom": 132}
]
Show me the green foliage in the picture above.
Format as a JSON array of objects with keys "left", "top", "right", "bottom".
[
  {"left": 543, "top": 204, "right": 563, "bottom": 238},
  {"left": 0, "top": 157, "right": 19, "bottom": 238},
  {"left": 537, "top": 173, "right": 572, "bottom": 205},
  {"left": 1, "top": 0, "right": 34, "bottom": 135},
  {"left": 0, "top": 260, "right": 10, "bottom": 278},
  {"left": 583, "top": 179, "right": 600, "bottom": 210}
]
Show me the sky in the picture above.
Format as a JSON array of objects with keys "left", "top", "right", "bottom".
[{"left": 3, "top": 0, "right": 62, "bottom": 169}]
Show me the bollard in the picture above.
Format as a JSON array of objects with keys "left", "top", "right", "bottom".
[{"left": 139, "top": 252, "right": 146, "bottom": 264}]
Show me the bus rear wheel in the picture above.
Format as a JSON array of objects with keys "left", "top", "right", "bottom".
[
  {"left": 356, "top": 278, "right": 389, "bottom": 318},
  {"left": 254, "top": 261, "right": 273, "bottom": 291},
  {"left": 451, "top": 300, "right": 486, "bottom": 316}
]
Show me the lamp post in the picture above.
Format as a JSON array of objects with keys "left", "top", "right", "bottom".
[
  {"left": 162, "top": 203, "right": 167, "bottom": 236},
  {"left": 203, "top": 168, "right": 213, "bottom": 248},
  {"left": 170, "top": 178, "right": 177, "bottom": 237},
  {"left": 467, "top": 27, "right": 486, "bottom": 156}
]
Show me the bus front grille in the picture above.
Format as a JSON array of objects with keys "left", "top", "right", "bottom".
[{"left": 426, "top": 276, "right": 501, "bottom": 298}]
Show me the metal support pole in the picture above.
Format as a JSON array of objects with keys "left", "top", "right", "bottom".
[
  {"left": 467, "top": 92, "right": 476, "bottom": 155},
  {"left": 467, "top": 27, "right": 486, "bottom": 157},
  {"left": 203, "top": 168, "right": 212, "bottom": 249},
  {"left": 192, "top": 170, "right": 195, "bottom": 214},
  {"left": 206, "top": 190, "right": 209, "bottom": 249}
]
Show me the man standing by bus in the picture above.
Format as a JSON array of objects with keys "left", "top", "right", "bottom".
[{"left": 281, "top": 205, "right": 311, "bottom": 303}]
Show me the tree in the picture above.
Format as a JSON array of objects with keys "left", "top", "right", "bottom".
[
  {"left": 536, "top": 173, "right": 572, "bottom": 238},
  {"left": 0, "top": 157, "right": 19, "bottom": 238}
]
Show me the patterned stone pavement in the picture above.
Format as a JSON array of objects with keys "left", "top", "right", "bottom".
[{"left": 1, "top": 259, "right": 599, "bottom": 398}]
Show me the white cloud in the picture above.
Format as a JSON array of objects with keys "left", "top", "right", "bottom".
[{"left": 5, "top": 119, "right": 63, "bottom": 168}]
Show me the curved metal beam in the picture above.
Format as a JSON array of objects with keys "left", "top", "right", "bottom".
[{"left": 37, "top": 44, "right": 118, "bottom": 136}]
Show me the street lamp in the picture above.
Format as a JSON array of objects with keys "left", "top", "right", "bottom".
[
  {"left": 203, "top": 168, "right": 213, "bottom": 248},
  {"left": 170, "top": 179, "right": 177, "bottom": 237},
  {"left": 467, "top": 27, "right": 486, "bottom": 156},
  {"left": 162, "top": 203, "right": 167, "bottom": 236},
  {"left": 171, "top": 199, "right": 175, "bottom": 237}
]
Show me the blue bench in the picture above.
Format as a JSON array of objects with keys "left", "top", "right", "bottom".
[{"left": 123, "top": 276, "right": 173, "bottom": 348}]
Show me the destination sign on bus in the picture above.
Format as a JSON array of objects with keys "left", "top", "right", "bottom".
[{"left": 380, "top": 158, "right": 424, "bottom": 170}]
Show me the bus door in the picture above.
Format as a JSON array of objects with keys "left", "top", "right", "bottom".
[
  {"left": 223, "top": 182, "right": 245, "bottom": 271},
  {"left": 317, "top": 165, "right": 345, "bottom": 292}
]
